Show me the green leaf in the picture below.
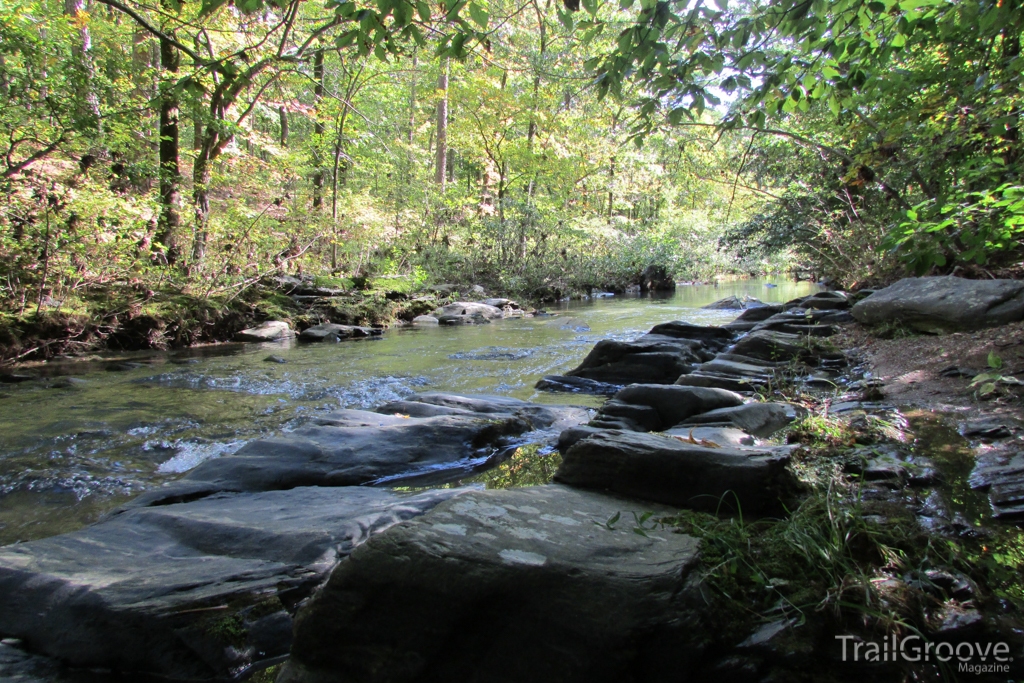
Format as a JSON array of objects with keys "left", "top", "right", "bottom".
[
  {"left": 416, "top": 0, "right": 431, "bottom": 20},
  {"left": 714, "top": 0, "right": 727, "bottom": 9},
  {"left": 199, "top": 0, "right": 229, "bottom": 16},
  {"left": 582, "top": 0, "right": 598, "bottom": 16},
  {"left": 468, "top": 2, "right": 489, "bottom": 27},
  {"left": 619, "top": 0, "right": 635, "bottom": 9},
  {"left": 979, "top": 382, "right": 997, "bottom": 396},
  {"left": 988, "top": 351, "right": 1003, "bottom": 369}
]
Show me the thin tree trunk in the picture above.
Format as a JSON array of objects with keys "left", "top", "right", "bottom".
[
  {"left": 65, "top": 0, "right": 101, "bottom": 133},
  {"left": 279, "top": 106, "right": 289, "bottom": 146},
  {"left": 434, "top": 59, "right": 449, "bottom": 188},
  {"left": 312, "top": 49, "right": 325, "bottom": 210},
  {"left": 156, "top": 26, "right": 182, "bottom": 263}
]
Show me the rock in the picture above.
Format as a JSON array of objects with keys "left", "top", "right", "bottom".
[
  {"left": 680, "top": 402, "right": 800, "bottom": 437},
  {"left": 674, "top": 373, "right": 759, "bottom": 393},
  {"left": 788, "top": 291, "right": 849, "bottom": 311},
  {"left": 928, "top": 603, "right": 985, "bottom": 640},
  {"left": 298, "top": 323, "right": 379, "bottom": 342},
  {"left": 483, "top": 298, "right": 519, "bottom": 309},
  {"left": 733, "top": 305, "right": 784, "bottom": 322},
  {"left": 729, "top": 330, "right": 815, "bottom": 363},
  {"left": 851, "top": 276, "right": 1024, "bottom": 332},
  {"left": 662, "top": 426, "right": 758, "bottom": 448},
  {"left": 612, "top": 384, "right": 744, "bottom": 429},
  {"left": 697, "top": 358, "right": 777, "bottom": 380},
  {"left": 534, "top": 375, "right": 622, "bottom": 395},
  {"left": 557, "top": 426, "right": 606, "bottom": 451},
  {"left": 267, "top": 274, "right": 304, "bottom": 292},
  {"left": 640, "top": 264, "right": 676, "bottom": 291},
  {"left": 647, "top": 321, "right": 735, "bottom": 346},
  {"left": 0, "top": 373, "right": 35, "bottom": 383},
  {"left": 137, "top": 395, "right": 588, "bottom": 501},
  {"left": 564, "top": 339, "right": 701, "bottom": 384},
  {"left": 703, "top": 295, "right": 746, "bottom": 310},
  {"left": 555, "top": 430, "right": 798, "bottom": 514},
  {"left": 280, "top": 486, "right": 704, "bottom": 683},
  {"left": 411, "top": 315, "right": 439, "bottom": 325},
  {"left": 437, "top": 313, "right": 491, "bottom": 325},
  {"left": 469, "top": 284, "right": 486, "bottom": 296},
  {"left": 47, "top": 377, "right": 87, "bottom": 389},
  {"left": 235, "top": 320, "right": 294, "bottom": 342},
  {"left": 105, "top": 361, "right": 145, "bottom": 372},
  {"left": 0, "top": 487, "right": 458, "bottom": 680},
  {"left": 264, "top": 354, "right": 288, "bottom": 363},
  {"left": 433, "top": 301, "right": 505, "bottom": 320},
  {"left": 593, "top": 399, "right": 662, "bottom": 432}
]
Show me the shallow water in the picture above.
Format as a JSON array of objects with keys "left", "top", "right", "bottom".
[{"left": 0, "top": 279, "right": 818, "bottom": 545}]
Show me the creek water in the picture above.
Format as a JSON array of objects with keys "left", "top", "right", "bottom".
[{"left": 0, "top": 278, "right": 819, "bottom": 546}]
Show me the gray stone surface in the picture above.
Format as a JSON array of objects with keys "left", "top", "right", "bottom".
[
  {"left": 564, "top": 339, "right": 702, "bottom": 384},
  {"left": 535, "top": 374, "right": 621, "bottom": 395},
  {"left": 555, "top": 430, "right": 798, "bottom": 514},
  {"left": 235, "top": 320, "right": 294, "bottom": 342},
  {"left": 679, "top": 402, "right": 800, "bottom": 437},
  {"left": 280, "top": 485, "right": 705, "bottom": 683},
  {"left": 433, "top": 301, "right": 505, "bottom": 319},
  {"left": 612, "top": 384, "right": 744, "bottom": 428},
  {"left": 0, "top": 487, "right": 458, "bottom": 680},
  {"left": 133, "top": 395, "right": 588, "bottom": 504},
  {"left": 298, "top": 324, "right": 379, "bottom": 342},
  {"left": 851, "top": 276, "right": 1024, "bottom": 332},
  {"left": 411, "top": 315, "right": 439, "bottom": 325}
]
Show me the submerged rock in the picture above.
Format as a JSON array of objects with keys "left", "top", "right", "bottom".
[
  {"left": 134, "top": 395, "right": 588, "bottom": 503},
  {"left": 298, "top": 323, "right": 379, "bottom": 342},
  {"left": 433, "top": 301, "right": 505, "bottom": 320},
  {"left": 555, "top": 430, "right": 798, "bottom": 514},
  {"left": 852, "top": 276, "right": 1024, "bottom": 332},
  {"left": 280, "top": 485, "right": 704, "bottom": 683},
  {"left": 0, "top": 487, "right": 458, "bottom": 680}
]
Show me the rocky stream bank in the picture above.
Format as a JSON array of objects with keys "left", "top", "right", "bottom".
[{"left": 2, "top": 275, "right": 1024, "bottom": 683}]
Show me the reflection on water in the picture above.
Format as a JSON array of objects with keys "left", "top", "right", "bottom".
[{"left": 0, "top": 278, "right": 818, "bottom": 544}]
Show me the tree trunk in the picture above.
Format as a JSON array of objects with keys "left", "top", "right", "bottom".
[
  {"left": 192, "top": 146, "right": 211, "bottom": 262},
  {"left": 156, "top": 29, "right": 182, "bottom": 264},
  {"left": 312, "top": 49, "right": 325, "bottom": 210},
  {"left": 434, "top": 59, "right": 449, "bottom": 188},
  {"left": 279, "top": 106, "right": 289, "bottom": 146},
  {"left": 64, "top": 0, "right": 101, "bottom": 133}
]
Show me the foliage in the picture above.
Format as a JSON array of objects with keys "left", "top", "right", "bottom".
[{"left": 970, "top": 351, "right": 1024, "bottom": 398}]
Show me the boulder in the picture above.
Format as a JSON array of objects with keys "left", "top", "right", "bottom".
[
  {"left": 733, "top": 304, "right": 784, "bottom": 322},
  {"left": 612, "top": 384, "right": 744, "bottom": 428},
  {"left": 437, "top": 313, "right": 490, "bottom": 325},
  {"left": 298, "top": 324, "right": 379, "bottom": 342},
  {"left": 411, "top": 315, "right": 439, "bottom": 325},
  {"left": 640, "top": 264, "right": 676, "bottom": 292},
  {"left": 703, "top": 295, "right": 745, "bottom": 310},
  {"left": 674, "top": 373, "right": 760, "bottom": 393},
  {"left": 280, "top": 486, "right": 705, "bottom": 683},
  {"left": 483, "top": 298, "right": 519, "bottom": 309},
  {"left": 235, "top": 320, "right": 294, "bottom": 342},
  {"left": 662, "top": 426, "right": 758, "bottom": 448},
  {"left": 564, "top": 339, "right": 701, "bottom": 384},
  {"left": 592, "top": 400, "right": 662, "bottom": 432},
  {"left": 647, "top": 321, "right": 735, "bottom": 346},
  {"left": 851, "top": 276, "right": 1024, "bottom": 332},
  {"left": 0, "top": 487, "right": 458, "bottom": 680},
  {"left": 729, "top": 330, "right": 814, "bottom": 363},
  {"left": 534, "top": 375, "right": 622, "bottom": 395},
  {"left": 433, "top": 302, "right": 505, "bottom": 320},
  {"left": 679, "top": 402, "right": 801, "bottom": 438},
  {"left": 555, "top": 431, "right": 798, "bottom": 514},
  {"left": 133, "top": 396, "right": 588, "bottom": 503}
]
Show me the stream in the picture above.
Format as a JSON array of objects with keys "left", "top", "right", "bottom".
[{"left": 0, "top": 279, "right": 819, "bottom": 547}]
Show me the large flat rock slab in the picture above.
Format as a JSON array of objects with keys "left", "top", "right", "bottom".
[
  {"left": 852, "top": 276, "right": 1024, "bottom": 332},
  {"left": 0, "top": 487, "right": 458, "bottom": 680},
  {"left": 280, "top": 485, "right": 705, "bottom": 683},
  {"left": 555, "top": 430, "right": 798, "bottom": 515},
  {"left": 135, "top": 395, "right": 587, "bottom": 504}
]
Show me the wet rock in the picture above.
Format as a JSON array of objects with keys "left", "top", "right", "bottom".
[
  {"left": 961, "top": 419, "right": 1015, "bottom": 440},
  {"left": 557, "top": 425, "right": 606, "bottom": 451},
  {"left": 703, "top": 295, "right": 746, "bottom": 310},
  {"left": 264, "top": 354, "right": 288, "bottom": 363},
  {"left": 280, "top": 485, "right": 704, "bottom": 683},
  {"left": 647, "top": 321, "right": 735, "bottom": 346},
  {"left": 0, "top": 487, "right": 458, "bottom": 680},
  {"left": 674, "top": 372, "right": 760, "bottom": 393},
  {"left": 135, "top": 395, "right": 587, "bottom": 502},
  {"left": 47, "top": 377, "right": 87, "bottom": 389},
  {"left": 534, "top": 375, "right": 622, "bottom": 395},
  {"left": 733, "top": 304, "right": 784, "bottom": 322},
  {"left": 697, "top": 358, "right": 776, "bottom": 380},
  {"left": 788, "top": 291, "right": 849, "bottom": 311},
  {"left": 105, "top": 361, "right": 146, "bottom": 372},
  {"left": 940, "top": 366, "right": 977, "bottom": 378},
  {"left": 592, "top": 400, "right": 662, "bottom": 432},
  {"left": 411, "top": 315, "right": 439, "bottom": 325},
  {"left": 433, "top": 301, "right": 505, "bottom": 320},
  {"left": 0, "top": 373, "right": 35, "bottom": 383},
  {"left": 680, "top": 402, "right": 800, "bottom": 438},
  {"left": 852, "top": 276, "right": 1024, "bottom": 332},
  {"left": 298, "top": 323, "right": 379, "bottom": 342},
  {"left": 662, "top": 426, "right": 759, "bottom": 449},
  {"left": 555, "top": 430, "right": 798, "bottom": 514},
  {"left": 736, "top": 618, "right": 799, "bottom": 654},
  {"left": 564, "top": 339, "right": 702, "bottom": 384},
  {"left": 236, "top": 320, "right": 294, "bottom": 342},
  {"left": 612, "top": 384, "right": 745, "bottom": 428},
  {"left": 928, "top": 603, "right": 985, "bottom": 640},
  {"left": 483, "top": 298, "right": 519, "bottom": 309}
]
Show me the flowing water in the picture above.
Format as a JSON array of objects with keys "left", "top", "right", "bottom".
[{"left": 0, "top": 279, "right": 819, "bottom": 546}]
